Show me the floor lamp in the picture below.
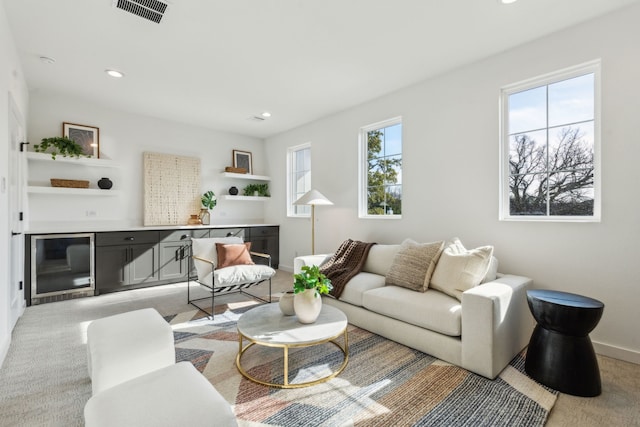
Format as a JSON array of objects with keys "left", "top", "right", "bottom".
[{"left": 293, "top": 189, "right": 333, "bottom": 255}]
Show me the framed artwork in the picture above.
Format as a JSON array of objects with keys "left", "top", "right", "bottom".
[
  {"left": 63, "top": 122, "right": 99, "bottom": 158},
  {"left": 233, "top": 149, "right": 253, "bottom": 175}
]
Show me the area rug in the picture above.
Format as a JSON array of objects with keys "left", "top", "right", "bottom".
[{"left": 165, "top": 302, "right": 557, "bottom": 427}]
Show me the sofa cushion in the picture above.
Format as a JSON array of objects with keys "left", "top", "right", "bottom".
[
  {"left": 362, "top": 286, "right": 462, "bottom": 336},
  {"left": 338, "top": 272, "right": 386, "bottom": 307},
  {"left": 362, "top": 244, "right": 401, "bottom": 276},
  {"left": 481, "top": 256, "right": 499, "bottom": 284},
  {"left": 430, "top": 238, "right": 494, "bottom": 301},
  {"left": 386, "top": 239, "right": 444, "bottom": 292}
]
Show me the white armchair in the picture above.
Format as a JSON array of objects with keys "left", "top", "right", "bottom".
[{"left": 188, "top": 237, "right": 276, "bottom": 317}]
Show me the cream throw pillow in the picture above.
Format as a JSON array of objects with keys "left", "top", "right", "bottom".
[
  {"left": 385, "top": 239, "right": 445, "bottom": 292},
  {"left": 430, "top": 238, "right": 494, "bottom": 301}
]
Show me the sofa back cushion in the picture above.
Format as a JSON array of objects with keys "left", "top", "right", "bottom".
[{"left": 362, "top": 244, "right": 401, "bottom": 276}]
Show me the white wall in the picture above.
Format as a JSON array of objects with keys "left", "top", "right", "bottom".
[
  {"left": 265, "top": 4, "right": 640, "bottom": 363},
  {"left": 0, "top": 2, "right": 29, "bottom": 367},
  {"left": 27, "top": 91, "right": 267, "bottom": 230}
]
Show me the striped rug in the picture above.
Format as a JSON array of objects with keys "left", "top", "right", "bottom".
[{"left": 166, "top": 302, "right": 557, "bottom": 427}]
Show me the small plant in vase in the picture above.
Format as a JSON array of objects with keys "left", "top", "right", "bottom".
[
  {"left": 292, "top": 265, "right": 333, "bottom": 323},
  {"left": 199, "top": 190, "right": 217, "bottom": 225}
]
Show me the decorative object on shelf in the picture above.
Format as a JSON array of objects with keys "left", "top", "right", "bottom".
[
  {"left": 293, "top": 265, "right": 333, "bottom": 324},
  {"left": 63, "top": 122, "right": 100, "bottom": 158},
  {"left": 187, "top": 215, "right": 202, "bottom": 225},
  {"left": 293, "top": 189, "right": 334, "bottom": 254},
  {"left": 199, "top": 190, "right": 216, "bottom": 226},
  {"left": 50, "top": 178, "right": 90, "bottom": 188},
  {"left": 224, "top": 166, "right": 247, "bottom": 174},
  {"left": 278, "top": 291, "right": 295, "bottom": 316},
  {"left": 243, "top": 183, "right": 269, "bottom": 197},
  {"left": 233, "top": 149, "right": 253, "bottom": 175},
  {"left": 33, "top": 136, "right": 89, "bottom": 160},
  {"left": 228, "top": 186, "right": 239, "bottom": 195},
  {"left": 97, "top": 177, "right": 113, "bottom": 190}
]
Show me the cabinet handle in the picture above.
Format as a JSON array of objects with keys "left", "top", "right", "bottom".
[
  {"left": 180, "top": 234, "right": 189, "bottom": 240},
  {"left": 175, "top": 248, "right": 180, "bottom": 262},
  {"left": 180, "top": 247, "right": 186, "bottom": 260},
  {"left": 124, "top": 237, "right": 135, "bottom": 241}
]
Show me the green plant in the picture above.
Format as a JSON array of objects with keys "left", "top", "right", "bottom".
[
  {"left": 243, "top": 183, "right": 270, "bottom": 197},
  {"left": 293, "top": 265, "right": 333, "bottom": 297},
  {"left": 33, "top": 136, "right": 89, "bottom": 160},
  {"left": 201, "top": 190, "right": 217, "bottom": 209}
]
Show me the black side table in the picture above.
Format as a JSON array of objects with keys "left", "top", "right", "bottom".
[{"left": 525, "top": 289, "right": 604, "bottom": 397}]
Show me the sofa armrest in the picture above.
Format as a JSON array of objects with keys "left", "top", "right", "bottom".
[
  {"left": 293, "top": 254, "right": 332, "bottom": 274},
  {"left": 461, "top": 274, "right": 534, "bottom": 379}
]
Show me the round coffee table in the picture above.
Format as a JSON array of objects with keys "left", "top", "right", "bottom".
[
  {"left": 525, "top": 289, "right": 604, "bottom": 397},
  {"left": 236, "top": 303, "right": 349, "bottom": 388}
]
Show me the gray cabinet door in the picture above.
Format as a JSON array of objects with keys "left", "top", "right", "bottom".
[
  {"left": 95, "top": 245, "right": 127, "bottom": 293},
  {"left": 159, "top": 241, "right": 188, "bottom": 281},
  {"left": 128, "top": 243, "right": 159, "bottom": 285}
]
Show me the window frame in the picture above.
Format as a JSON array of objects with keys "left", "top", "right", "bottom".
[
  {"left": 358, "top": 116, "right": 403, "bottom": 219},
  {"left": 287, "top": 142, "right": 312, "bottom": 218},
  {"left": 499, "top": 60, "right": 601, "bottom": 222}
]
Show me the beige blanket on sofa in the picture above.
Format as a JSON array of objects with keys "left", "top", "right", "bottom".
[{"left": 320, "top": 239, "right": 376, "bottom": 298}]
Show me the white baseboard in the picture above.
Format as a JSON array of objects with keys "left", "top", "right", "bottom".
[
  {"left": 593, "top": 341, "right": 640, "bottom": 365},
  {"left": 0, "top": 333, "right": 10, "bottom": 369}
]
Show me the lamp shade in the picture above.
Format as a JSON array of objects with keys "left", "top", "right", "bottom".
[{"left": 293, "top": 189, "right": 333, "bottom": 206}]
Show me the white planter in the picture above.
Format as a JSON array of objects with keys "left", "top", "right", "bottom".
[
  {"left": 279, "top": 291, "right": 295, "bottom": 316},
  {"left": 294, "top": 289, "right": 322, "bottom": 324}
]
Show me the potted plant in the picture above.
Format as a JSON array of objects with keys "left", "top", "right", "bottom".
[
  {"left": 243, "top": 183, "right": 270, "bottom": 197},
  {"left": 199, "top": 190, "right": 216, "bottom": 225},
  {"left": 293, "top": 265, "right": 333, "bottom": 323},
  {"left": 33, "top": 136, "right": 89, "bottom": 160}
]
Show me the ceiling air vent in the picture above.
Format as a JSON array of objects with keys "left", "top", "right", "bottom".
[
  {"left": 113, "top": 0, "right": 168, "bottom": 24},
  {"left": 247, "top": 116, "right": 266, "bottom": 122}
]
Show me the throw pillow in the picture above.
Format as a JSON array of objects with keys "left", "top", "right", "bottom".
[
  {"left": 385, "top": 239, "right": 445, "bottom": 292},
  {"left": 216, "top": 242, "right": 254, "bottom": 269},
  {"left": 429, "top": 237, "right": 494, "bottom": 301},
  {"left": 191, "top": 237, "right": 243, "bottom": 280}
]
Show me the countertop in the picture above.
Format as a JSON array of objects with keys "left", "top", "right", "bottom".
[{"left": 25, "top": 222, "right": 279, "bottom": 234}]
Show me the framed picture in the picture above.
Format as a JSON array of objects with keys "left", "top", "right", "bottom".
[
  {"left": 63, "top": 122, "right": 99, "bottom": 158},
  {"left": 233, "top": 149, "right": 253, "bottom": 175}
]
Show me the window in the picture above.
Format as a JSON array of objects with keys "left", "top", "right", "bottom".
[
  {"left": 287, "top": 143, "right": 311, "bottom": 217},
  {"left": 500, "top": 61, "right": 600, "bottom": 221},
  {"left": 359, "top": 117, "right": 402, "bottom": 218}
]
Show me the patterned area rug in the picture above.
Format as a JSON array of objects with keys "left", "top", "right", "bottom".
[{"left": 166, "top": 302, "right": 557, "bottom": 427}]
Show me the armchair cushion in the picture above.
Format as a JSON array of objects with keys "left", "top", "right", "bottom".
[
  {"left": 198, "top": 264, "right": 276, "bottom": 288},
  {"left": 192, "top": 237, "right": 243, "bottom": 282},
  {"left": 216, "top": 242, "right": 254, "bottom": 269}
]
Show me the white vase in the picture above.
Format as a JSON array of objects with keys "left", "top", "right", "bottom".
[
  {"left": 279, "top": 291, "right": 295, "bottom": 316},
  {"left": 294, "top": 289, "right": 322, "bottom": 324}
]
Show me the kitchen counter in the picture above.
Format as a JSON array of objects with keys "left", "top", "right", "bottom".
[{"left": 25, "top": 222, "right": 279, "bottom": 234}]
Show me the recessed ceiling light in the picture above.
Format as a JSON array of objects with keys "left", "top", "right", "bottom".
[
  {"left": 500, "top": 0, "right": 518, "bottom": 4},
  {"left": 261, "top": 112, "right": 272, "bottom": 118},
  {"left": 39, "top": 56, "right": 56, "bottom": 64},
  {"left": 105, "top": 69, "right": 125, "bottom": 78}
]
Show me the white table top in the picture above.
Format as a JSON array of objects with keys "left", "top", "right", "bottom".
[{"left": 237, "top": 303, "right": 347, "bottom": 345}]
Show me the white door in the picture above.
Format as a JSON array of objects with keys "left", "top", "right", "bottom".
[{"left": 8, "top": 95, "right": 25, "bottom": 327}]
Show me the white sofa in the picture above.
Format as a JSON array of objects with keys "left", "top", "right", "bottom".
[{"left": 294, "top": 242, "right": 534, "bottom": 379}]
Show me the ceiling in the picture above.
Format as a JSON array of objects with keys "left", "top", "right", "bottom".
[{"left": 4, "top": 0, "right": 638, "bottom": 138}]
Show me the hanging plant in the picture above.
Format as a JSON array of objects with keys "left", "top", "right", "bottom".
[{"left": 33, "top": 137, "right": 89, "bottom": 160}]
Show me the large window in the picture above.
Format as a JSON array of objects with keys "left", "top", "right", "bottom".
[
  {"left": 500, "top": 61, "right": 600, "bottom": 221},
  {"left": 287, "top": 143, "right": 311, "bottom": 217},
  {"left": 359, "top": 117, "right": 402, "bottom": 218}
]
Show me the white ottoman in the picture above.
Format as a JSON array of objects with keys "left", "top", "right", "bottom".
[
  {"left": 84, "top": 361, "right": 238, "bottom": 427},
  {"left": 87, "top": 308, "right": 175, "bottom": 394}
]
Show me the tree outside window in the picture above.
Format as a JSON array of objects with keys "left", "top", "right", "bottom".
[
  {"left": 360, "top": 118, "right": 402, "bottom": 217},
  {"left": 501, "top": 62, "right": 600, "bottom": 221}
]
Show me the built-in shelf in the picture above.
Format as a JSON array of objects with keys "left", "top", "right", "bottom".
[
  {"left": 222, "top": 195, "right": 270, "bottom": 201},
  {"left": 220, "top": 172, "right": 270, "bottom": 181},
  {"left": 27, "top": 151, "right": 120, "bottom": 168},
  {"left": 27, "top": 186, "right": 121, "bottom": 196}
]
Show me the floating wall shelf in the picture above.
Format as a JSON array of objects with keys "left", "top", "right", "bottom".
[
  {"left": 27, "top": 186, "right": 121, "bottom": 196},
  {"left": 220, "top": 172, "right": 270, "bottom": 181}
]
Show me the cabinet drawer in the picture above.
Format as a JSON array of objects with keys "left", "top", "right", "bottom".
[
  {"left": 248, "top": 226, "right": 279, "bottom": 237},
  {"left": 209, "top": 228, "right": 245, "bottom": 239},
  {"left": 159, "top": 230, "right": 200, "bottom": 242},
  {"left": 96, "top": 231, "right": 159, "bottom": 246}
]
